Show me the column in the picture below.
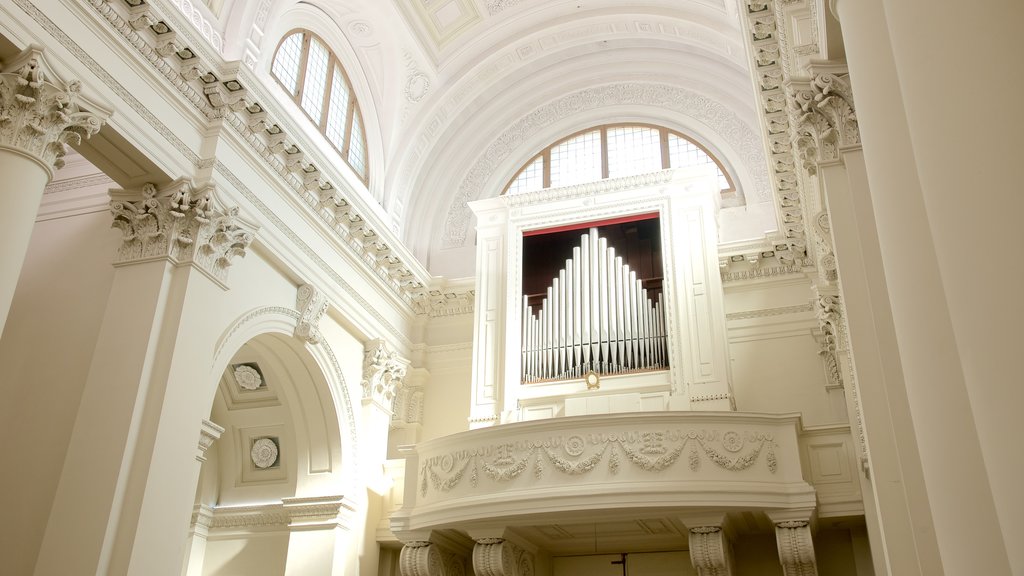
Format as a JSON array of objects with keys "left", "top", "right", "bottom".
[
  {"left": 767, "top": 511, "right": 817, "bottom": 576},
  {"left": 282, "top": 496, "right": 354, "bottom": 576},
  {"left": 34, "top": 180, "right": 256, "bottom": 576},
  {"left": 0, "top": 46, "right": 107, "bottom": 334},
  {"left": 361, "top": 339, "right": 410, "bottom": 487},
  {"left": 680, "top": 514, "right": 733, "bottom": 576},
  {"left": 181, "top": 420, "right": 223, "bottom": 576},
  {"left": 832, "top": 0, "right": 1018, "bottom": 573}
]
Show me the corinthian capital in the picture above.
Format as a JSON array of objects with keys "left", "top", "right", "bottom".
[
  {"left": 109, "top": 179, "right": 257, "bottom": 284},
  {"left": 788, "top": 71, "right": 859, "bottom": 171},
  {"left": 0, "top": 46, "right": 108, "bottom": 173},
  {"left": 361, "top": 339, "right": 410, "bottom": 412}
]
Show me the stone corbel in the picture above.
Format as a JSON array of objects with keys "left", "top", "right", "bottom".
[
  {"left": 681, "top": 514, "right": 733, "bottom": 576},
  {"left": 398, "top": 537, "right": 469, "bottom": 576},
  {"left": 0, "top": 46, "right": 109, "bottom": 174},
  {"left": 109, "top": 179, "right": 258, "bottom": 286},
  {"left": 767, "top": 511, "right": 818, "bottom": 576},
  {"left": 196, "top": 419, "right": 224, "bottom": 463},
  {"left": 362, "top": 339, "right": 410, "bottom": 413},
  {"left": 471, "top": 536, "right": 535, "bottom": 576},
  {"left": 295, "top": 283, "right": 328, "bottom": 344}
]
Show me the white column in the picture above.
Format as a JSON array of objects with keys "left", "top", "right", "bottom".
[
  {"left": 0, "top": 46, "right": 107, "bottom": 334},
  {"left": 832, "top": 0, "right": 1019, "bottom": 573},
  {"left": 33, "top": 180, "right": 255, "bottom": 576}
]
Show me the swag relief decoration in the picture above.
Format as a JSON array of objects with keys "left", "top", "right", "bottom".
[{"left": 419, "top": 429, "right": 777, "bottom": 496}]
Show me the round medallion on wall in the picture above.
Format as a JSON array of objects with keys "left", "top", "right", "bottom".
[
  {"left": 234, "top": 365, "right": 263, "bottom": 391},
  {"left": 251, "top": 437, "right": 279, "bottom": 469},
  {"left": 564, "top": 435, "right": 586, "bottom": 457},
  {"left": 722, "top": 431, "right": 744, "bottom": 453}
]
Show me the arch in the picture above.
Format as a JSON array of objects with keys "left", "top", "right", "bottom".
[{"left": 211, "top": 306, "right": 359, "bottom": 491}]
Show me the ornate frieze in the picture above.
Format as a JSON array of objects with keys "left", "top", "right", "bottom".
[
  {"left": 109, "top": 180, "right": 256, "bottom": 284},
  {"left": 196, "top": 419, "right": 224, "bottom": 463},
  {"left": 473, "top": 538, "right": 534, "bottom": 576},
  {"left": 688, "top": 525, "right": 733, "bottom": 576},
  {"left": 362, "top": 339, "right": 410, "bottom": 412},
  {"left": 0, "top": 46, "right": 107, "bottom": 173},
  {"left": 773, "top": 520, "right": 818, "bottom": 576},
  {"left": 294, "top": 284, "right": 328, "bottom": 344},
  {"left": 418, "top": 429, "right": 778, "bottom": 496}
]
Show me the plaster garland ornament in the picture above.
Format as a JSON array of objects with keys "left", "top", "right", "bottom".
[
  {"left": 688, "top": 525, "right": 733, "bottom": 576},
  {"left": 0, "top": 46, "right": 107, "bottom": 173},
  {"left": 294, "top": 283, "right": 328, "bottom": 344},
  {"left": 361, "top": 339, "right": 410, "bottom": 412},
  {"left": 233, "top": 364, "right": 263, "bottom": 390},
  {"left": 774, "top": 520, "right": 818, "bottom": 576},
  {"left": 250, "top": 437, "right": 279, "bottom": 469},
  {"left": 418, "top": 429, "right": 778, "bottom": 496},
  {"left": 473, "top": 538, "right": 535, "bottom": 576},
  {"left": 109, "top": 180, "right": 256, "bottom": 284}
]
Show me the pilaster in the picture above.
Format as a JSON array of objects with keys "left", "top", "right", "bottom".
[
  {"left": 361, "top": 339, "right": 410, "bottom": 485},
  {"left": 282, "top": 495, "right": 355, "bottom": 576}
]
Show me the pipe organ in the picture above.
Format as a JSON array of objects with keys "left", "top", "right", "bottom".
[{"left": 522, "top": 228, "right": 668, "bottom": 382}]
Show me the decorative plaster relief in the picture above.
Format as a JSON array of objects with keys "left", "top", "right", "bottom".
[
  {"left": 399, "top": 541, "right": 467, "bottom": 576},
  {"left": 473, "top": 538, "right": 535, "bottom": 576},
  {"left": 295, "top": 283, "right": 328, "bottom": 344},
  {"left": 362, "top": 339, "right": 410, "bottom": 412},
  {"left": 788, "top": 72, "right": 859, "bottom": 173},
  {"left": 250, "top": 436, "right": 280, "bottom": 469},
  {"left": 441, "top": 83, "right": 771, "bottom": 249},
  {"left": 774, "top": 520, "right": 818, "bottom": 576},
  {"left": 419, "top": 429, "right": 778, "bottom": 496},
  {"left": 109, "top": 180, "right": 256, "bottom": 285},
  {"left": 232, "top": 363, "right": 264, "bottom": 390},
  {"left": 0, "top": 46, "right": 107, "bottom": 172},
  {"left": 196, "top": 419, "right": 224, "bottom": 463},
  {"left": 689, "top": 525, "right": 733, "bottom": 576}
]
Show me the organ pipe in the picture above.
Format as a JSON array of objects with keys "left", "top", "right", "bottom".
[{"left": 522, "top": 229, "right": 668, "bottom": 382}]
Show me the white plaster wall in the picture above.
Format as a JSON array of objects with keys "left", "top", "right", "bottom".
[
  {"left": 553, "top": 551, "right": 695, "bottom": 576},
  {"left": 202, "top": 533, "right": 289, "bottom": 576},
  {"left": 0, "top": 207, "right": 120, "bottom": 576}
]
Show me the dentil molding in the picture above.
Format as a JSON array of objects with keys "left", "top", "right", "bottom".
[{"left": 0, "top": 46, "right": 108, "bottom": 174}]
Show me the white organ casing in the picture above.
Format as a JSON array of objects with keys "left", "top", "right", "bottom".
[{"left": 469, "top": 167, "right": 733, "bottom": 425}]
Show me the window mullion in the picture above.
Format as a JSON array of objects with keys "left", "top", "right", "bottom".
[
  {"left": 600, "top": 127, "right": 609, "bottom": 180},
  {"left": 342, "top": 98, "right": 355, "bottom": 156},
  {"left": 294, "top": 33, "right": 311, "bottom": 105},
  {"left": 320, "top": 58, "right": 335, "bottom": 134}
]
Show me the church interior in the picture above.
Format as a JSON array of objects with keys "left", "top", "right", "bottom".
[{"left": 0, "top": 0, "right": 1021, "bottom": 575}]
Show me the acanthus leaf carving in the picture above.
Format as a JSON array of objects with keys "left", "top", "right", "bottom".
[
  {"left": 361, "top": 339, "right": 409, "bottom": 412},
  {"left": 0, "top": 46, "right": 107, "bottom": 172},
  {"left": 788, "top": 72, "right": 859, "bottom": 173},
  {"left": 109, "top": 180, "right": 256, "bottom": 284}
]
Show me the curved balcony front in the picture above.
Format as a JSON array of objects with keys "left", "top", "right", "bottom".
[{"left": 390, "top": 411, "right": 816, "bottom": 535}]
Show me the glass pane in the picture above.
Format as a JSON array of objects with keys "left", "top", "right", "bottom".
[
  {"left": 348, "top": 111, "right": 366, "bottom": 178},
  {"left": 668, "top": 133, "right": 728, "bottom": 189},
  {"left": 506, "top": 156, "right": 544, "bottom": 195},
  {"left": 300, "top": 38, "right": 330, "bottom": 125},
  {"left": 606, "top": 126, "right": 662, "bottom": 178},
  {"left": 549, "top": 130, "right": 601, "bottom": 188},
  {"left": 271, "top": 33, "right": 303, "bottom": 96},
  {"left": 325, "top": 66, "right": 351, "bottom": 150}
]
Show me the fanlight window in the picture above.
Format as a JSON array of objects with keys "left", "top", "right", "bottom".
[
  {"left": 505, "top": 125, "right": 731, "bottom": 195},
  {"left": 271, "top": 30, "right": 368, "bottom": 181}
]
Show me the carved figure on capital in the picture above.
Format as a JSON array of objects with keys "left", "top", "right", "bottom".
[
  {"left": 362, "top": 339, "right": 409, "bottom": 412},
  {"left": 109, "top": 180, "right": 256, "bottom": 283},
  {"left": 0, "top": 46, "right": 108, "bottom": 171}
]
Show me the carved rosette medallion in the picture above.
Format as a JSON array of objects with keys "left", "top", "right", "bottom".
[
  {"left": 233, "top": 365, "right": 262, "bottom": 390},
  {"left": 361, "top": 339, "right": 410, "bottom": 412},
  {"left": 0, "top": 47, "right": 107, "bottom": 173},
  {"left": 251, "top": 437, "right": 279, "bottom": 469},
  {"left": 109, "top": 180, "right": 256, "bottom": 284}
]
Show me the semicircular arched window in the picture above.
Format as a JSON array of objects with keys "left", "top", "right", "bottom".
[
  {"left": 271, "top": 30, "right": 368, "bottom": 182},
  {"left": 504, "top": 124, "right": 732, "bottom": 195}
]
